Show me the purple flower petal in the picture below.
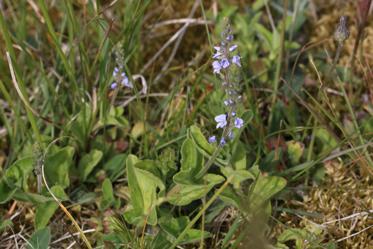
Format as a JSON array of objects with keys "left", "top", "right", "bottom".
[
  {"left": 220, "top": 58, "right": 230, "bottom": 69},
  {"left": 208, "top": 136, "right": 217, "bottom": 143},
  {"left": 215, "top": 114, "right": 227, "bottom": 129},
  {"left": 110, "top": 82, "right": 118, "bottom": 89},
  {"left": 232, "top": 55, "right": 241, "bottom": 67},
  {"left": 212, "top": 60, "right": 222, "bottom": 74},
  {"left": 229, "top": 44, "right": 238, "bottom": 52},
  {"left": 219, "top": 138, "right": 226, "bottom": 146},
  {"left": 213, "top": 52, "right": 222, "bottom": 59},
  {"left": 122, "top": 77, "right": 133, "bottom": 88},
  {"left": 234, "top": 118, "right": 244, "bottom": 129}
]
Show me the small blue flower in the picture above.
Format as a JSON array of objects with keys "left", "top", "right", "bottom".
[
  {"left": 215, "top": 114, "right": 227, "bottom": 129},
  {"left": 224, "top": 99, "right": 234, "bottom": 106},
  {"left": 208, "top": 136, "right": 217, "bottom": 143},
  {"left": 226, "top": 34, "right": 234, "bottom": 41},
  {"left": 220, "top": 58, "right": 230, "bottom": 69},
  {"left": 220, "top": 137, "right": 226, "bottom": 146},
  {"left": 121, "top": 77, "right": 128, "bottom": 86},
  {"left": 212, "top": 60, "right": 222, "bottom": 74},
  {"left": 229, "top": 44, "right": 238, "bottom": 52},
  {"left": 234, "top": 117, "right": 244, "bottom": 129},
  {"left": 232, "top": 55, "right": 241, "bottom": 67},
  {"left": 110, "top": 82, "right": 118, "bottom": 89},
  {"left": 231, "top": 112, "right": 236, "bottom": 117},
  {"left": 113, "top": 67, "right": 119, "bottom": 76},
  {"left": 213, "top": 46, "right": 223, "bottom": 59}
]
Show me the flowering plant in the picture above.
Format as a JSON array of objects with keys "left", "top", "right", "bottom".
[{"left": 209, "top": 21, "right": 244, "bottom": 146}]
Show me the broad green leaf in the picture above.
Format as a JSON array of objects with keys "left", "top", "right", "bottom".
[
  {"left": 167, "top": 174, "right": 224, "bottom": 206},
  {"left": 125, "top": 155, "right": 165, "bottom": 226},
  {"left": 220, "top": 186, "right": 242, "bottom": 208},
  {"left": 126, "top": 155, "right": 142, "bottom": 212},
  {"left": 35, "top": 202, "right": 58, "bottom": 230},
  {"left": 157, "top": 147, "right": 177, "bottom": 178},
  {"left": 34, "top": 184, "right": 69, "bottom": 228},
  {"left": 27, "top": 227, "right": 51, "bottom": 249},
  {"left": 204, "top": 174, "right": 225, "bottom": 185},
  {"left": 277, "top": 228, "right": 309, "bottom": 249},
  {"left": 44, "top": 146, "right": 74, "bottom": 188},
  {"left": 103, "top": 153, "right": 127, "bottom": 181},
  {"left": 180, "top": 138, "right": 198, "bottom": 172},
  {"left": 221, "top": 167, "right": 255, "bottom": 189},
  {"left": 78, "top": 149, "right": 103, "bottom": 181},
  {"left": 135, "top": 160, "right": 162, "bottom": 179},
  {"left": 253, "top": 0, "right": 268, "bottom": 11},
  {"left": 173, "top": 138, "right": 206, "bottom": 184},
  {"left": 158, "top": 215, "right": 211, "bottom": 244},
  {"left": 4, "top": 157, "right": 34, "bottom": 189},
  {"left": 159, "top": 215, "right": 188, "bottom": 237},
  {"left": 151, "top": 231, "right": 172, "bottom": 249},
  {"left": 188, "top": 125, "right": 214, "bottom": 155},
  {"left": 0, "top": 180, "right": 17, "bottom": 204},
  {"left": 13, "top": 190, "right": 53, "bottom": 204},
  {"left": 35, "top": 184, "right": 69, "bottom": 228},
  {"left": 249, "top": 175, "right": 287, "bottom": 210},
  {"left": 173, "top": 171, "right": 195, "bottom": 185},
  {"left": 314, "top": 128, "right": 338, "bottom": 153},
  {"left": 286, "top": 140, "right": 304, "bottom": 165},
  {"left": 101, "top": 178, "right": 114, "bottom": 210},
  {"left": 231, "top": 142, "right": 247, "bottom": 170},
  {"left": 131, "top": 121, "right": 145, "bottom": 139}
]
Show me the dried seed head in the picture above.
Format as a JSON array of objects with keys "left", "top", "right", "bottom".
[{"left": 334, "top": 16, "right": 350, "bottom": 44}]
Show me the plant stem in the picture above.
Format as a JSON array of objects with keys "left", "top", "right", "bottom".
[{"left": 268, "top": 0, "right": 287, "bottom": 128}]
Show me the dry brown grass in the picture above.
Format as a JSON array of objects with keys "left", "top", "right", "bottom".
[{"left": 273, "top": 160, "right": 373, "bottom": 248}]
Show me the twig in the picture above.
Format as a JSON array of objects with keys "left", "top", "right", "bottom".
[
  {"left": 140, "top": 0, "right": 200, "bottom": 74},
  {"left": 322, "top": 209, "right": 373, "bottom": 226},
  {"left": 119, "top": 93, "right": 186, "bottom": 107},
  {"left": 153, "top": 0, "right": 200, "bottom": 83},
  {"left": 51, "top": 229, "right": 96, "bottom": 244},
  {"left": 336, "top": 225, "right": 373, "bottom": 242},
  {"left": 150, "top": 18, "right": 212, "bottom": 29}
]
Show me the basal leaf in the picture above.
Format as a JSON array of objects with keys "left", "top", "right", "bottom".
[
  {"left": 101, "top": 178, "right": 115, "bottom": 210},
  {"left": 27, "top": 227, "right": 51, "bottom": 249},
  {"left": 44, "top": 146, "right": 74, "bottom": 188},
  {"left": 188, "top": 125, "right": 214, "bottom": 155},
  {"left": 103, "top": 153, "right": 127, "bottom": 181},
  {"left": 167, "top": 174, "right": 224, "bottom": 206},
  {"left": 231, "top": 142, "right": 247, "bottom": 170},
  {"left": 180, "top": 138, "right": 198, "bottom": 172},
  {"left": 4, "top": 157, "right": 34, "bottom": 189},
  {"left": 78, "top": 149, "right": 103, "bottom": 181},
  {"left": 249, "top": 175, "right": 287, "bottom": 210},
  {"left": 125, "top": 155, "right": 165, "bottom": 226},
  {"left": 220, "top": 167, "right": 254, "bottom": 189},
  {"left": 0, "top": 180, "right": 17, "bottom": 204}
]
